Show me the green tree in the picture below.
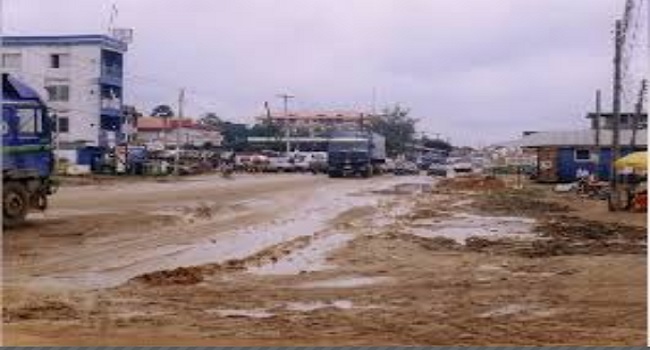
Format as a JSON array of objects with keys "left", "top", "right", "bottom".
[
  {"left": 249, "top": 122, "right": 282, "bottom": 139},
  {"left": 369, "top": 104, "right": 417, "bottom": 157},
  {"left": 220, "top": 122, "right": 249, "bottom": 151},
  {"left": 151, "top": 104, "right": 174, "bottom": 117},
  {"left": 422, "top": 137, "right": 452, "bottom": 152},
  {"left": 198, "top": 112, "right": 223, "bottom": 129}
]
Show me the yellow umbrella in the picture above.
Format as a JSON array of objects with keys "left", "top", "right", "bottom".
[{"left": 615, "top": 151, "right": 648, "bottom": 171}]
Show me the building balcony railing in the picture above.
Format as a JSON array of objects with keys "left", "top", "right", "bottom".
[{"left": 99, "top": 65, "right": 123, "bottom": 86}]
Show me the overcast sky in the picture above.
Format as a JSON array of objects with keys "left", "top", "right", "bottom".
[{"left": 3, "top": 0, "right": 648, "bottom": 146}]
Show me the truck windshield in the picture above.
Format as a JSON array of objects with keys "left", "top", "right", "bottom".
[{"left": 329, "top": 141, "right": 367, "bottom": 152}]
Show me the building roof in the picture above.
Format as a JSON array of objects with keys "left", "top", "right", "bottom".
[
  {"left": 256, "top": 110, "right": 375, "bottom": 121},
  {"left": 3, "top": 35, "right": 128, "bottom": 52},
  {"left": 585, "top": 112, "right": 647, "bottom": 119},
  {"left": 516, "top": 129, "right": 647, "bottom": 147},
  {"left": 137, "top": 117, "right": 195, "bottom": 131}
]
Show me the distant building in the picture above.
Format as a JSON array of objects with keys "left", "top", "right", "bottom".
[
  {"left": 2, "top": 34, "right": 129, "bottom": 163},
  {"left": 517, "top": 129, "right": 647, "bottom": 183},
  {"left": 136, "top": 117, "right": 223, "bottom": 149},
  {"left": 255, "top": 110, "right": 376, "bottom": 134}
]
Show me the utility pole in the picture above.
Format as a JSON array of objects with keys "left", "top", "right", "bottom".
[
  {"left": 594, "top": 89, "right": 602, "bottom": 178},
  {"left": 595, "top": 90, "right": 602, "bottom": 146},
  {"left": 372, "top": 87, "right": 377, "bottom": 116},
  {"left": 277, "top": 93, "right": 294, "bottom": 153},
  {"left": 174, "top": 88, "right": 185, "bottom": 178},
  {"left": 631, "top": 79, "right": 647, "bottom": 148},
  {"left": 610, "top": 20, "right": 624, "bottom": 211},
  {"left": 50, "top": 110, "right": 61, "bottom": 174}
]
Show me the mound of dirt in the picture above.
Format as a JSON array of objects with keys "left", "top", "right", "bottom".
[
  {"left": 134, "top": 266, "right": 205, "bottom": 286},
  {"left": 403, "top": 207, "right": 452, "bottom": 220},
  {"left": 4, "top": 300, "right": 78, "bottom": 322},
  {"left": 131, "top": 235, "right": 316, "bottom": 287},
  {"left": 465, "top": 216, "right": 646, "bottom": 257},
  {"left": 536, "top": 216, "right": 647, "bottom": 242},
  {"left": 384, "top": 232, "right": 462, "bottom": 251},
  {"left": 437, "top": 176, "right": 506, "bottom": 192}
]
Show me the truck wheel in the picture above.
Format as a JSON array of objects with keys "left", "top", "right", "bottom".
[
  {"left": 4, "top": 182, "right": 29, "bottom": 228},
  {"left": 362, "top": 168, "right": 372, "bottom": 178},
  {"left": 328, "top": 171, "right": 339, "bottom": 178}
]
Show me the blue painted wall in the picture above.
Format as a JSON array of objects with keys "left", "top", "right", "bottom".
[{"left": 556, "top": 147, "right": 642, "bottom": 182}]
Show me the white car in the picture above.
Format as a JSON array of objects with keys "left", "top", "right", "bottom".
[
  {"left": 451, "top": 158, "right": 473, "bottom": 173},
  {"left": 267, "top": 156, "right": 295, "bottom": 172},
  {"left": 292, "top": 153, "right": 311, "bottom": 172}
]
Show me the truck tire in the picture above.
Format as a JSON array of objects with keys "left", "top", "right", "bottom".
[
  {"left": 4, "top": 182, "right": 29, "bottom": 228},
  {"left": 328, "top": 170, "right": 340, "bottom": 178}
]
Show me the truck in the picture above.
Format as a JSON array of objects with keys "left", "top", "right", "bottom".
[
  {"left": 3, "top": 74, "right": 57, "bottom": 227},
  {"left": 327, "top": 130, "right": 386, "bottom": 178}
]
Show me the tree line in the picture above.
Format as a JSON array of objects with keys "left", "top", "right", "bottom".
[{"left": 125, "top": 103, "right": 449, "bottom": 156}]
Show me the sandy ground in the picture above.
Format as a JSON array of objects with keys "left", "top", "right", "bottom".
[{"left": 2, "top": 173, "right": 647, "bottom": 345}]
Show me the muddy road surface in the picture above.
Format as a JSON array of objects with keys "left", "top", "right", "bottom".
[{"left": 3, "top": 174, "right": 646, "bottom": 345}]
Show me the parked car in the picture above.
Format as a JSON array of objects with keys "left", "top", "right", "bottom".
[
  {"left": 292, "top": 153, "right": 311, "bottom": 172},
  {"left": 394, "top": 161, "right": 420, "bottom": 175},
  {"left": 450, "top": 157, "right": 473, "bottom": 173},
  {"left": 427, "top": 162, "right": 448, "bottom": 177},
  {"left": 267, "top": 156, "right": 295, "bottom": 172},
  {"left": 308, "top": 152, "right": 328, "bottom": 174}
]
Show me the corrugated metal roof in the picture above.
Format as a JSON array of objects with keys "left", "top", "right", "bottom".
[
  {"left": 517, "top": 129, "right": 647, "bottom": 147},
  {"left": 4, "top": 35, "right": 128, "bottom": 51}
]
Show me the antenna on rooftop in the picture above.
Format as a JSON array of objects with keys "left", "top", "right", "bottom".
[
  {"left": 106, "top": 3, "right": 134, "bottom": 44},
  {"left": 107, "top": 3, "right": 118, "bottom": 35}
]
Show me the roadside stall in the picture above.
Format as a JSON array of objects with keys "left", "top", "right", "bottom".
[{"left": 614, "top": 151, "right": 647, "bottom": 212}]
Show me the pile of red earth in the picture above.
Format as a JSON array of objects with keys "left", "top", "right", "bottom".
[{"left": 437, "top": 176, "right": 506, "bottom": 191}]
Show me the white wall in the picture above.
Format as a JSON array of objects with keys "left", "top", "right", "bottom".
[
  {"left": 138, "top": 128, "right": 223, "bottom": 147},
  {"left": 2, "top": 44, "right": 116, "bottom": 148}
]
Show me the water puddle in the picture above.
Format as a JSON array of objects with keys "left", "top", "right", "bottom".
[
  {"left": 284, "top": 299, "right": 380, "bottom": 312},
  {"left": 286, "top": 300, "right": 355, "bottom": 311},
  {"left": 408, "top": 213, "right": 536, "bottom": 243},
  {"left": 373, "top": 182, "right": 433, "bottom": 195},
  {"left": 479, "top": 303, "right": 556, "bottom": 319},
  {"left": 208, "top": 309, "right": 275, "bottom": 319},
  {"left": 249, "top": 233, "right": 353, "bottom": 275},
  {"left": 206, "top": 300, "right": 379, "bottom": 318},
  {"left": 297, "top": 276, "right": 393, "bottom": 289},
  {"left": 114, "top": 310, "right": 172, "bottom": 319},
  {"left": 24, "top": 177, "right": 422, "bottom": 291}
]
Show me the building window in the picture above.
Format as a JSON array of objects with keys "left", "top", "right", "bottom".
[
  {"left": 54, "top": 117, "right": 70, "bottom": 133},
  {"left": 45, "top": 85, "right": 70, "bottom": 102},
  {"left": 575, "top": 149, "right": 591, "bottom": 161},
  {"left": 16, "top": 108, "right": 43, "bottom": 135},
  {"left": 620, "top": 115, "right": 629, "bottom": 125},
  {"left": 2, "top": 53, "right": 21, "bottom": 69},
  {"left": 50, "top": 53, "right": 70, "bottom": 68}
]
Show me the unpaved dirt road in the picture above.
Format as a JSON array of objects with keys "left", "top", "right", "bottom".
[{"left": 2, "top": 174, "right": 647, "bottom": 345}]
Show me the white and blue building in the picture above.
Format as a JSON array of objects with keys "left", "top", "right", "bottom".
[
  {"left": 515, "top": 111, "right": 648, "bottom": 183},
  {"left": 1, "top": 35, "right": 128, "bottom": 168}
]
